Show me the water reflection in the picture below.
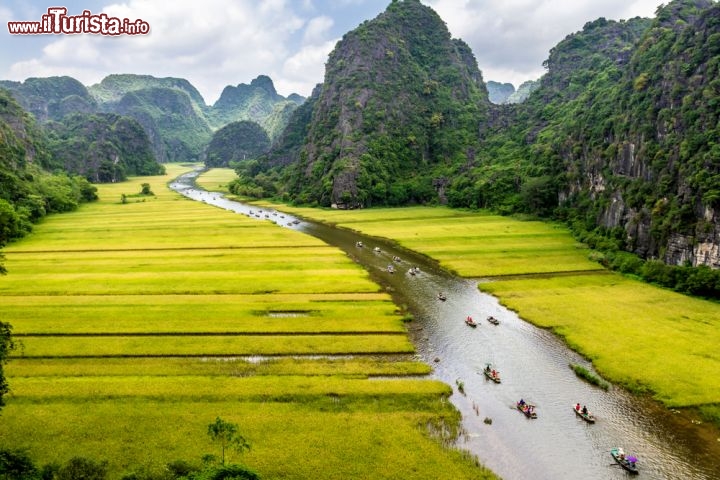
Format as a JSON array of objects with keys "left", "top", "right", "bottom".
[{"left": 171, "top": 170, "right": 720, "bottom": 480}]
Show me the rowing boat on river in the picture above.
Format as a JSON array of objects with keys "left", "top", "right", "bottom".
[
  {"left": 610, "top": 447, "right": 639, "bottom": 474},
  {"left": 573, "top": 405, "right": 596, "bottom": 423}
]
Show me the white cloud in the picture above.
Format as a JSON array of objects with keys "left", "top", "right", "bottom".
[
  {"left": 6, "top": 0, "right": 310, "bottom": 103},
  {"left": 3, "top": 0, "right": 668, "bottom": 99},
  {"left": 424, "top": 0, "right": 664, "bottom": 87},
  {"left": 303, "top": 15, "right": 334, "bottom": 44},
  {"left": 276, "top": 38, "right": 337, "bottom": 96}
]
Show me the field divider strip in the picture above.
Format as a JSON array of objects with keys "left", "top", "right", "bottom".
[
  {"left": 13, "top": 331, "right": 407, "bottom": 337},
  {"left": 476, "top": 269, "right": 612, "bottom": 281},
  {"left": 11, "top": 352, "right": 416, "bottom": 359},
  {"left": 5, "top": 245, "right": 330, "bottom": 254}
]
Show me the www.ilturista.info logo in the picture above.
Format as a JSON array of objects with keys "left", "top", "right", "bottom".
[{"left": 7, "top": 7, "right": 150, "bottom": 35}]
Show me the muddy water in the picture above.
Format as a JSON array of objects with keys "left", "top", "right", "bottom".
[{"left": 171, "top": 171, "right": 720, "bottom": 480}]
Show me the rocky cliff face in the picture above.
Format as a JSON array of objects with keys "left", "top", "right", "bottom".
[{"left": 560, "top": 0, "right": 720, "bottom": 267}]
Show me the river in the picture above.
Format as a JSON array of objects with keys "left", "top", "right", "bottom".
[{"left": 170, "top": 170, "right": 720, "bottom": 480}]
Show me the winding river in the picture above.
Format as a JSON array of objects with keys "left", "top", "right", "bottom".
[{"left": 171, "top": 170, "right": 720, "bottom": 480}]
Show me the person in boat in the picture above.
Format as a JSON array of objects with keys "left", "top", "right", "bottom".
[
  {"left": 518, "top": 398, "right": 525, "bottom": 406},
  {"left": 485, "top": 365, "right": 491, "bottom": 373},
  {"left": 581, "top": 405, "right": 588, "bottom": 415},
  {"left": 491, "top": 369, "right": 497, "bottom": 378},
  {"left": 575, "top": 403, "right": 581, "bottom": 411}
]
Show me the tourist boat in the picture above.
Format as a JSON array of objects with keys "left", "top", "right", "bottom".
[
  {"left": 486, "top": 315, "right": 500, "bottom": 325},
  {"left": 387, "top": 265, "right": 395, "bottom": 274},
  {"left": 465, "top": 316, "right": 477, "bottom": 327},
  {"left": 517, "top": 402, "right": 537, "bottom": 418},
  {"left": 572, "top": 405, "right": 596, "bottom": 423},
  {"left": 483, "top": 365, "right": 501, "bottom": 383},
  {"left": 373, "top": 247, "right": 381, "bottom": 252},
  {"left": 356, "top": 241, "right": 363, "bottom": 247},
  {"left": 437, "top": 293, "right": 447, "bottom": 301},
  {"left": 610, "top": 447, "right": 639, "bottom": 474}
]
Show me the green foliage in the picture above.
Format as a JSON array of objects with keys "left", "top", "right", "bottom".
[
  {"left": 46, "top": 112, "right": 163, "bottom": 183},
  {"left": 0, "top": 321, "right": 14, "bottom": 409},
  {"left": 206, "top": 417, "right": 250, "bottom": 466},
  {"left": 0, "top": 76, "right": 96, "bottom": 122},
  {"left": 182, "top": 464, "right": 260, "bottom": 480},
  {"left": 569, "top": 363, "right": 610, "bottom": 390},
  {"left": 0, "top": 448, "right": 38, "bottom": 480},
  {"left": 205, "top": 121, "right": 270, "bottom": 168},
  {"left": 55, "top": 457, "right": 108, "bottom": 480}
]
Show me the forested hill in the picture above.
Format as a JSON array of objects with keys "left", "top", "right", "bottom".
[
  {"left": 243, "top": 0, "right": 719, "bottom": 270},
  {"left": 0, "top": 89, "right": 97, "bottom": 265},
  {"left": 277, "top": 0, "right": 490, "bottom": 207}
]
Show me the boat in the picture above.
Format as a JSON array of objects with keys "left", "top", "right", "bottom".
[
  {"left": 486, "top": 316, "right": 500, "bottom": 325},
  {"left": 572, "top": 405, "right": 596, "bottom": 423},
  {"left": 356, "top": 241, "right": 363, "bottom": 248},
  {"left": 437, "top": 293, "right": 447, "bottom": 301},
  {"left": 373, "top": 247, "right": 381, "bottom": 252},
  {"left": 516, "top": 402, "right": 537, "bottom": 418},
  {"left": 465, "top": 316, "right": 477, "bottom": 327},
  {"left": 483, "top": 365, "right": 501, "bottom": 383},
  {"left": 610, "top": 447, "right": 639, "bottom": 474},
  {"left": 387, "top": 265, "right": 395, "bottom": 274}
]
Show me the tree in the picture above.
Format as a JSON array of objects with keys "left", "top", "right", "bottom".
[
  {"left": 0, "top": 321, "right": 14, "bottom": 411},
  {"left": 207, "top": 417, "right": 250, "bottom": 466}
]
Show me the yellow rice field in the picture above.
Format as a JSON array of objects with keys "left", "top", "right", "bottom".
[{"left": 0, "top": 165, "right": 493, "bottom": 479}]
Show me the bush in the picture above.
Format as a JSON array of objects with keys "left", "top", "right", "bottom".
[
  {"left": 0, "top": 448, "right": 38, "bottom": 480},
  {"left": 55, "top": 457, "right": 108, "bottom": 480},
  {"left": 182, "top": 464, "right": 260, "bottom": 480}
]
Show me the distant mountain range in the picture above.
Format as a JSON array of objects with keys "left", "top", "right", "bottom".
[{"left": 0, "top": 74, "right": 304, "bottom": 164}]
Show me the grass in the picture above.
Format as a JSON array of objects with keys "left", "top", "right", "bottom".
[
  {"left": 569, "top": 363, "right": 610, "bottom": 390},
  {"left": 0, "top": 164, "right": 495, "bottom": 479},
  {"left": 250, "top": 200, "right": 720, "bottom": 422},
  {"left": 6, "top": 357, "right": 432, "bottom": 378},
  {"left": 0, "top": 401, "right": 492, "bottom": 480},
  {"left": 482, "top": 274, "right": 720, "bottom": 407},
  {"left": 195, "top": 167, "right": 236, "bottom": 193},
  {"left": 251, "top": 203, "right": 603, "bottom": 277}
]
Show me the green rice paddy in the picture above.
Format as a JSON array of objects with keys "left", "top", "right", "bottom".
[
  {"left": 251, "top": 198, "right": 720, "bottom": 417},
  {"left": 0, "top": 165, "right": 494, "bottom": 479}
]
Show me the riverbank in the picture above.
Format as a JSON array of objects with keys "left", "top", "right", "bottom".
[{"left": 245, "top": 198, "right": 720, "bottom": 429}]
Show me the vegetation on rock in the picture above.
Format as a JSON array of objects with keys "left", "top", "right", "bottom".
[{"left": 205, "top": 121, "right": 270, "bottom": 168}]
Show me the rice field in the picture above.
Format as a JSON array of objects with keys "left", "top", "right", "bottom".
[
  {"left": 251, "top": 204, "right": 603, "bottom": 277},
  {"left": 481, "top": 273, "right": 720, "bottom": 407},
  {"left": 248, "top": 199, "right": 720, "bottom": 415},
  {"left": 0, "top": 165, "right": 494, "bottom": 479},
  {"left": 194, "top": 167, "right": 236, "bottom": 193}
]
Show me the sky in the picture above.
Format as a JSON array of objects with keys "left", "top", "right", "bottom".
[{"left": 1, "top": 0, "right": 669, "bottom": 105}]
